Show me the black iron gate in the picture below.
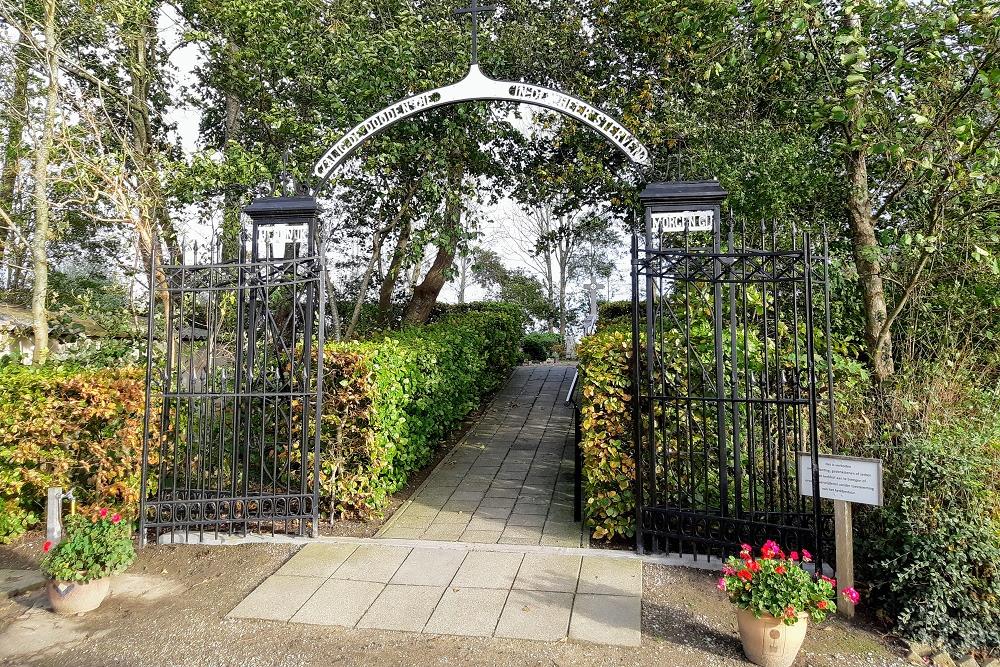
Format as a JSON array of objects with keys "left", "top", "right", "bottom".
[
  {"left": 140, "top": 197, "right": 325, "bottom": 544},
  {"left": 630, "top": 181, "right": 835, "bottom": 568}
]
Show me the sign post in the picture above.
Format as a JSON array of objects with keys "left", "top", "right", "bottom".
[{"left": 796, "top": 452, "right": 884, "bottom": 618}]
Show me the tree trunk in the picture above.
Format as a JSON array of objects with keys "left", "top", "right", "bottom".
[
  {"left": 842, "top": 9, "right": 893, "bottom": 383},
  {"left": 403, "top": 162, "right": 464, "bottom": 324},
  {"left": 221, "top": 71, "right": 243, "bottom": 260},
  {"left": 0, "top": 31, "right": 29, "bottom": 264},
  {"left": 377, "top": 216, "right": 412, "bottom": 319},
  {"left": 846, "top": 146, "right": 893, "bottom": 382},
  {"left": 31, "top": 0, "right": 59, "bottom": 364},
  {"left": 346, "top": 229, "right": 386, "bottom": 339},
  {"left": 404, "top": 242, "right": 456, "bottom": 324}
]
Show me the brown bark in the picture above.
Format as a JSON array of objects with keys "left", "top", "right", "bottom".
[
  {"left": 31, "top": 0, "right": 59, "bottom": 364},
  {"left": 403, "top": 163, "right": 465, "bottom": 324},
  {"left": 845, "top": 135, "right": 893, "bottom": 383},
  {"left": 0, "top": 31, "right": 29, "bottom": 263},
  {"left": 377, "top": 216, "right": 412, "bottom": 319},
  {"left": 404, "top": 242, "right": 456, "bottom": 325}
]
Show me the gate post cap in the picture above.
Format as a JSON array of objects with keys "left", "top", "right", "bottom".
[
  {"left": 243, "top": 196, "right": 318, "bottom": 226},
  {"left": 639, "top": 180, "right": 728, "bottom": 208}
]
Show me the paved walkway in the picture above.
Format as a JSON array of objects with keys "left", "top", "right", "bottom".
[
  {"left": 229, "top": 364, "right": 643, "bottom": 646},
  {"left": 377, "top": 364, "right": 582, "bottom": 546},
  {"left": 228, "top": 541, "right": 641, "bottom": 646}
]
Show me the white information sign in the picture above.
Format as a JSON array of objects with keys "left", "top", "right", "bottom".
[
  {"left": 797, "top": 453, "right": 883, "bottom": 506},
  {"left": 652, "top": 210, "right": 715, "bottom": 233}
]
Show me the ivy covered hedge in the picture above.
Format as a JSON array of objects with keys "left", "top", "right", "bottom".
[
  {"left": 320, "top": 305, "right": 524, "bottom": 518},
  {"left": 0, "top": 364, "right": 146, "bottom": 543}
]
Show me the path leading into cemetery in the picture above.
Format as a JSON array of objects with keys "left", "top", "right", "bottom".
[
  {"left": 377, "top": 363, "right": 582, "bottom": 546},
  {"left": 229, "top": 364, "right": 647, "bottom": 645}
]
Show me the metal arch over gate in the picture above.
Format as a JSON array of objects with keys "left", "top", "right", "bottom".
[
  {"left": 630, "top": 181, "right": 836, "bottom": 569},
  {"left": 312, "top": 64, "right": 650, "bottom": 185},
  {"left": 311, "top": 1, "right": 650, "bottom": 188}
]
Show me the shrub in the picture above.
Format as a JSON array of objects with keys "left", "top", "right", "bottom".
[
  {"left": 720, "top": 540, "right": 844, "bottom": 624},
  {"left": 0, "top": 364, "right": 146, "bottom": 542},
  {"left": 40, "top": 509, "right": 136, "bottom": 583},
  {"left": 855, "top": 410, "right": 1000, "bottom": 654},
  {"left": 320, "top": 308, "right": 523, "bottom": 518},
  {"left": 522, "top": 332, "right": 563, "bottom": 362},
  {"left": 576, "top": 328, "right": 636, "bottom": 540}
]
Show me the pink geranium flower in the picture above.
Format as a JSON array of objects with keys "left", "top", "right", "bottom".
[
  {"left": 842, "top": 587, "right": 860, "bottom": 605},
  {"left": 111, "top": 513, "right": 122, "bottom": 524},
  {"left": 99, "top": 508, "right": 108, "bottom": 518},
  {"left": 717, "top": 578, "right": 727, "bottom": 591}
]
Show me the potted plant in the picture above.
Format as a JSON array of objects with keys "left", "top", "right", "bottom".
[
  {"left": 40, "top": 508, "right": 135, "bottom": 614},
  {"left": 718, "top": 540, "right": 859, "bottom": 667}
]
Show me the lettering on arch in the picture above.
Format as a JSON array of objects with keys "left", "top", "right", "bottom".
[{"left": 313, "top": 65, "right": 650, "bottom": 183}]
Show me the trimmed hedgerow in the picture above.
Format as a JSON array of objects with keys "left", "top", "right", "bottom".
[
  {"left": 0, "top": 364, "right": 148, "bottom": 543},
  {"left": 522, "top": 332, "right": 563, "bottom": 362},
  {"left": 576, "top": 328, "right": 636, "bottom": 540},
  {"left": 320, "top": 307, "right": 524, "bottom": 518}
]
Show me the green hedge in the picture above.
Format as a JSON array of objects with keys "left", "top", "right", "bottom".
[
  {"left": 0, "top": 363, "right": 147, "bottom": 543},
  {"left": 576, "top": 328, "right": 636, "bottom": 540},
  {"left": 320, "top": 307, "right": 524, "bottom": 518},
  {"left": 522, "top": 332, "right": 563, "bottom": 362}
]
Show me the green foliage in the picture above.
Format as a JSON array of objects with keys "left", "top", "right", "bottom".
[
  {"left": 0, "top": 498, "right": 36, "bottom": 544},
  {"left": 522, "top": 332, "right": 562, "bottom": 362},
  {"left": 855, "top": 404, "right": 1000, "bottom": 654},
  {"left": 576, "top": 329, "right": 635, "bottom": 540},
  {"left": 0, "top": 364, "right": 147, "bottom": 543},
  {"left": 40, "top": 511, "right": 136, "bottom": 583},
  {"left": 320, "top": 308, "right": 523, "bottom": 518},
  {"left": 721, "top": 542, "right": 838, "bottom": 625}
]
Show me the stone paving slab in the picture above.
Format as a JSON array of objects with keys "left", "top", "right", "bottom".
[
  {"left": 229, "top": 540, "right": 642, "bottom": 645},
  {"left": 1, "top": 569, "right": 46, "bottom": 598},
  {"left": 495, "top": 589, "right": 574, "bottom": 642}
]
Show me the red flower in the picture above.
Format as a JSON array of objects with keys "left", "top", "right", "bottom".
[
  {"left": 99, "top": 508, "right": 108, "bottom": 518},
  {"left": 775, "top": 565, "right": 787, "bottom": 575},
  {"left": 111, "top": 513, "right": 122, "bottom": 524},
  {"left": 784, "top": 605, "right": 796, "bottom": 619},
  {"left": 841, "top": 587, "right": 861, "bottom": 605},
  {"left": 748, "top": 560, "right": 761, "bottom": 573},
  {"left": 801, "top": 549, "right": 812, "bottom": 562},
  {"left": 818, "top": 600, "right": 829, "bottom": 610},
  {"left": 789, "top": 551, "right": 799, "bottom": 561},
  {"left": 42, "top": 540, "right": 52, "bottom": 553},
  {"left": 737, "top": 569, "right": 753, "bottom": 582},
  {"left": 821, "top": 575, "right": 837, "bottom": 587}
]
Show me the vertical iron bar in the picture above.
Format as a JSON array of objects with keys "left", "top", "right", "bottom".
[{"left": 631, "top": 232, "right": 645, "bottom": 554}]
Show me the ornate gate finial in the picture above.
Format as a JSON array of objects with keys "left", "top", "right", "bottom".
[{"left": 454, "top": 0, "right": 497, "bottom": 65}]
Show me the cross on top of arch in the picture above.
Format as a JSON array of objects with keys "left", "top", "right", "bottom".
[{"left": 453, "top": 0, "right": 497, "bottom": 65}]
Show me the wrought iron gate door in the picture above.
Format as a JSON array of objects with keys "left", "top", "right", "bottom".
[
  {"left": 630, "top": 184, "right": 835, "bottom": 568},
  {"left": 140, "top": 197, "right": 325, "bottom": 544}
]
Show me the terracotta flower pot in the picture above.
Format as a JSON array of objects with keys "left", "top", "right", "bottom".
[
  {"left": 47, "top": 577, "right": 111, "bottom": 614},
  {"left": 736, "top": 607, "right": 810, "bottom": 667}
]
